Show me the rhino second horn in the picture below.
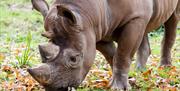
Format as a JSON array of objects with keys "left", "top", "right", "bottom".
[{"left": 39, "top": 43, "right": 60, "bottom": 61}]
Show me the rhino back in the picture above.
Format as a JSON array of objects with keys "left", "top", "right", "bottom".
[{"left": 146, "top": 0, "right": 179, "bottom": 32}]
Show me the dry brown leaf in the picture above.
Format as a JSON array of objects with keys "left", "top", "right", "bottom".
[
  {"left": 143, "top": 69, "right": 152, "bottom": 77},
  {"left": 2, "top": 65, "right": 12, "bottom": 72},
  {"left": 169, "top": 86, "right": 177, "bottom": 91}
]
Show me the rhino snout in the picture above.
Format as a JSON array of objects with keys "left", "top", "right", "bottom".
[{"left": 27, "top": 63, "right": 52, "bottom": 85}]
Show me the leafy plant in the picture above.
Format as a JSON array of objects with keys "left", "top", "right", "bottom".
[{"left": 15, "top": 31, "right": 33, "bottom": 68}]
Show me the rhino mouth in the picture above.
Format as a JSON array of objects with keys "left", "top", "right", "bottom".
[
  {"left": 56, "top": 87, "right": 68, "bottom": 91},
  {"left": 45, "top": 87, "right": 68, "bottom": 91},
  {"left": 45, "top": 86, "right": 75, "bottom": 91}
]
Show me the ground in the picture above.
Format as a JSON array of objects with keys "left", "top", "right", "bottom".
[{"left": 0, "top": 0, "right": 179, "bottom": 91}]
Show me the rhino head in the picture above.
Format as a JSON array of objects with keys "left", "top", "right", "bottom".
[{"left": 28, "top": 0, "right": 96, "bottom": 90}]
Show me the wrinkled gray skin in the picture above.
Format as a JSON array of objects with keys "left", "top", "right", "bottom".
[{"left": 28, "top": 0, "right": 180, "bottom": 91}]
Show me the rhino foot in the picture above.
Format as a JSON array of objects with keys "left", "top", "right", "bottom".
[
  {"left": 109, "top": 75, "right": 131, "bottom": 91},
  {"left": 160, "top": 58, "right": 172, "bottom": 66}
]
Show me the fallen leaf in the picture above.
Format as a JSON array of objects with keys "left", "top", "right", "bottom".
[
  {"left": 0, "top": 53, "right": 5, "bottom": 61},
  {"left": 143, "top": 69, "right": 152, "bottom": 77},
  {"left": 2, "top": 65, "right": 12, "bottom": 72}
]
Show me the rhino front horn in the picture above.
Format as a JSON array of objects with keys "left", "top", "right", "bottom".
[
  {"left": 39, "top": 43, "right": 60, "bottom": 63},
  {"left": 27, "top": 63, "right": 52, "bottom": 85}
]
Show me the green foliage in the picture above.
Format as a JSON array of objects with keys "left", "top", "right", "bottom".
[
  {"left": 14, "top": 32, "right": 33, "bottom": 68},
  {"left": 149, "top": 25, "right": 165, "bottom": 37}
]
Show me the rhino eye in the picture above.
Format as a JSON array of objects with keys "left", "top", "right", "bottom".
[
  {"left": 66, "top": 54, "right": 81, "bottom": 68},
  {"left": 70, "top": 56, "right": 77, "bottom": 63}
]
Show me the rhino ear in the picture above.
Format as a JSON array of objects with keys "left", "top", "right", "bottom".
[
  {"left": 57, "top": 5, "right": 78, "bottom": 24},
  {"left": 31, "top": 0, "right": 49, "bottom": 18}
]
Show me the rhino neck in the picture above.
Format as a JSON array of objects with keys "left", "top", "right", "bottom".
[{"left": 80, "top": 0, "right": 112, "bottom": 42}]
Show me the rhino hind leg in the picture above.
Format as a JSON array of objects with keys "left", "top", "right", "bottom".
[
  {"left": 96, "top": 41, "right": 116, "bottom": 69},
  {"left": 160, "top": 13, "right": 178, "bottom": 66},
  {"left": 136, "top": 35, "right": 151, "bottom": 69}
]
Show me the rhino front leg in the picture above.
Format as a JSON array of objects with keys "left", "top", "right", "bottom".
[
  {"left": 110, "top": 18, "right": 147, "bottom": 90},
  {"left": 161, "top": 13, "right": 178, "bottom": 66},
  {"left": 136, "top": 35, "right": 151, "bottom": 69},
  {"left": 96, "top": 41, "right": 116, "bottom": 69}
]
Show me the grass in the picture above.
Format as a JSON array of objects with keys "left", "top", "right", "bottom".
[
  {"left": 14, "top": 31, "right": 33, "bottom": 68},
  {"left": 0, "top": 0, "right": 179, "bottom": 90},
  {"left": 0, "top": 0, "right": 48, "bottom": 66}
]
